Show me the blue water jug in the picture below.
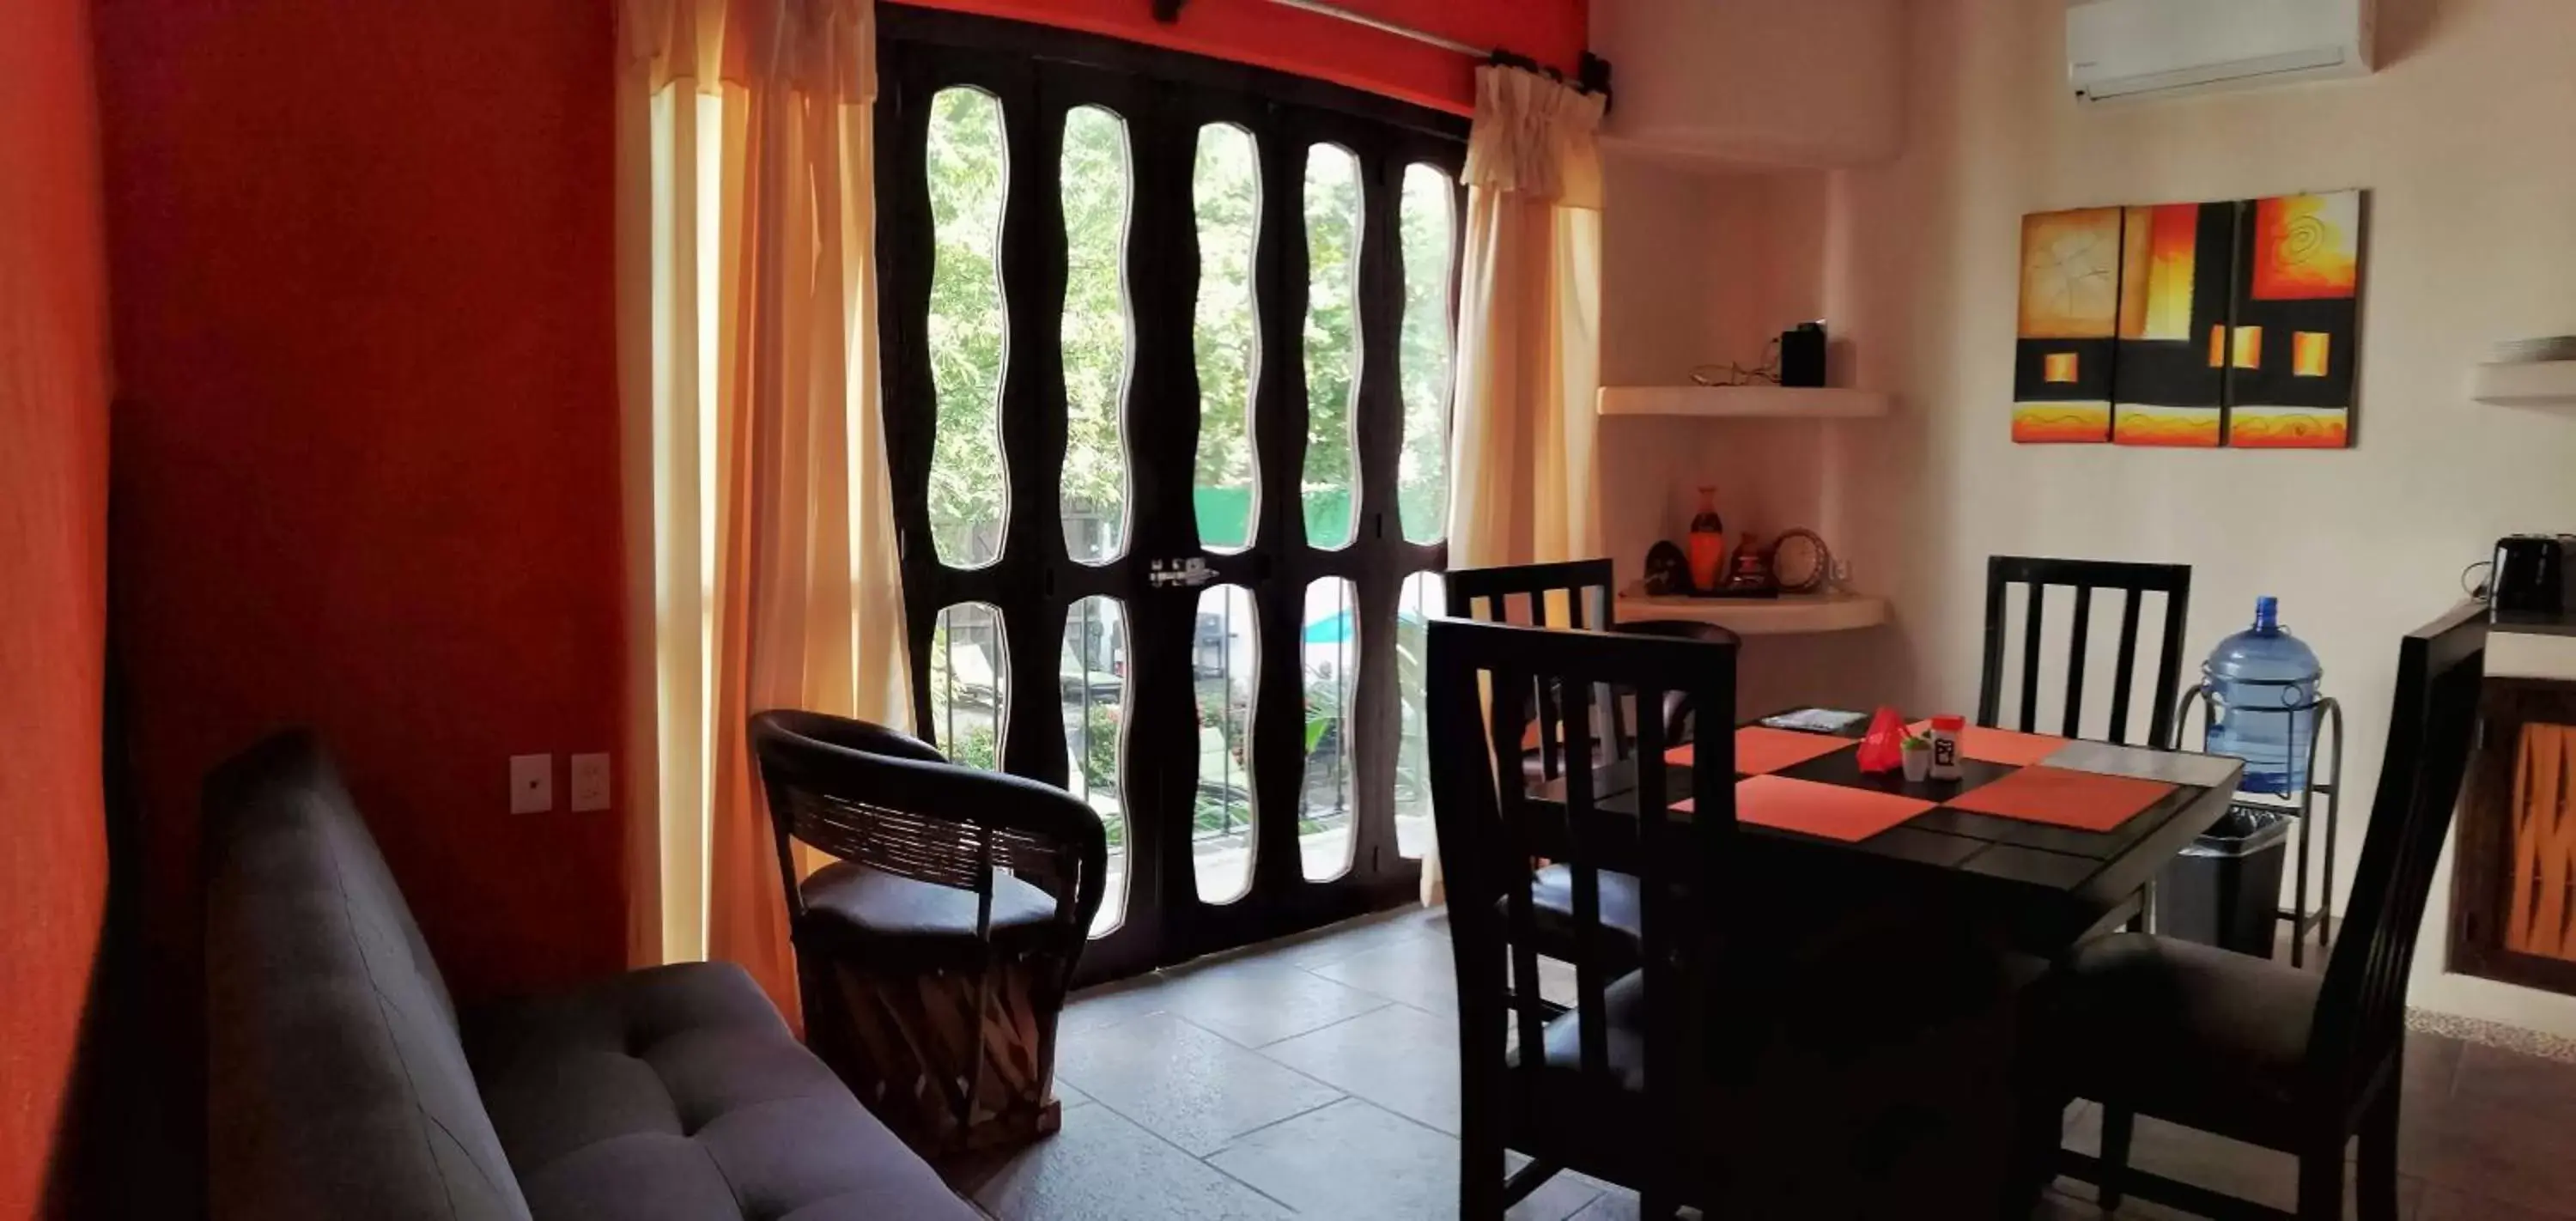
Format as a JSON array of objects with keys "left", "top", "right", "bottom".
[{"left": 2203, "top": 595, "right": 2323, "bottom": 796}]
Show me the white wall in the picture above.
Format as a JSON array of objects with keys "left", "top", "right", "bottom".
[
  {"left": 1818, "top": 0, "right": 2576, "bottom": 1034},
  {"left": 1597, "top": 153, "right": 1902, "bottom": 714},
  {"left": 1594, "top": 0, "right": 1906, "bottom": 168}
]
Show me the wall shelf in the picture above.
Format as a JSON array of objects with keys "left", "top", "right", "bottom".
[
  {"left": 1597, "top": 386, "right": 1889, "bottom": 420},
  {"left": 1614, "top": 591, "right": 1889, "bottom": 636},
  {"left": 2470, "top": 361, "right": 2576, "bottom": 406}
]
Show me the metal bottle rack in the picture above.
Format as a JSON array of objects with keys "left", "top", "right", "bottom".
[{"left": 2172, "top": 681, "right": 2346, "bottom": 969}]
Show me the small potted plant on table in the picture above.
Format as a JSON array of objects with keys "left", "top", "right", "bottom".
[{"left": 1899, "top": 732, "right": 1933, "bottom": 783}]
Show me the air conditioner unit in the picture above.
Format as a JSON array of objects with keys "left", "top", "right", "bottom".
[{"left": 2069, "top": 0, "right": 2376, "bottom": 103}]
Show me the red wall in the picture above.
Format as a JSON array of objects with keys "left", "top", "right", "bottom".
[
  {"left": 908, "top": 0, "right": 1589, "bottom": 114},
  {"left": 93, "top": 0, "right": 629, "bottom": 1001},
  {"left": 85, "top": 0, "right": 1581, "bottom": 1011},
  {"left": 0, "top": 0, "right": 112, "bottom": 1212}
]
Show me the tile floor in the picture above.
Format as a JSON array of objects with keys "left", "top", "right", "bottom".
[{"left": 939, "top": 907, "right": 2576, "bottom": 1220}]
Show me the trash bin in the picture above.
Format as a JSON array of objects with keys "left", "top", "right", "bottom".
[{"left": 2157, "top": 805, "right": 2295, "bottom": 957}]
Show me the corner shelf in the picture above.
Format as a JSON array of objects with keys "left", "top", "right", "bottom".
[
  {"left": 2471, "top": 361, "right": 2576, "bottom": 406},
  {"left": 1614, "top": 591, "right": 1890, "bottom": 636},
  {"left": 1597, "top": 386, "right": 1889, "bottom": 420}
]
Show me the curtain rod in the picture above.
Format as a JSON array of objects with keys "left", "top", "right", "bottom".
[
  {"left": 1145, "top": 0, "right": 1614, "bottom": 98},
  {"left": 1264, "top": 0, "right": 1483, "bottom": 57},
  {"left": 1242, "top": 0, "right": 1613, "bottom": 98}
]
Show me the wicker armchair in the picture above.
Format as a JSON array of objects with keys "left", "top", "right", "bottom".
[{"left": 749, "top": 710, "right": 1108, "bottom": 1155}]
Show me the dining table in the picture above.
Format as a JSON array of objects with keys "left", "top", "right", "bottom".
[
  {"left": 1530, "top": 709, "right": 2249, "bottom": 955},
  {"left": 1516, "top": 709, "right": 2251, "bottom": 1213}
]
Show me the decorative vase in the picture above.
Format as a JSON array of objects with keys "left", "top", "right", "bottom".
[{"left": 1686, "top": 487, "right": 1728, "bottom": 592}]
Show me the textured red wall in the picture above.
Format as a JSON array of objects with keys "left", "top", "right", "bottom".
[
  {"left": 906, "top": 0, "right": 1589, "bottom": 113},
  {"left": 0, "top": 0, "right": 112, "bottom": 1212},
  {"left": 84, "top": 0, "right": 1580, "bottom": 1012},
  {"left": 93, "top": 0, "right": 629, "bottom": 1001}
]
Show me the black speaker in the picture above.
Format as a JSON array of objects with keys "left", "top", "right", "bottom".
[{"left": 1780, "top": 321, "right": 1827, "bottom": 388}]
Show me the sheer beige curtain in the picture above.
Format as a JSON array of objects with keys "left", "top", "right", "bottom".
[
  {"left": 617, "top": 0, "right": 909, "bottom": 1017},
  {"left": 1424, "top": 66, "right": 1606, "bottom": 904}
]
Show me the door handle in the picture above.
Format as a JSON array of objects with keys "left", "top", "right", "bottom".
[{"left": 1147, "top": 557, "right": 1217, "bottom": 589}]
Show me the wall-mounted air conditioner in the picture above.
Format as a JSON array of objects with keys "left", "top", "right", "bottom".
[{"left": 2069, "top": 0, "right": 2376, "bottom": 103}]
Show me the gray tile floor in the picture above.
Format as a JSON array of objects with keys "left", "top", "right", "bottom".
[{"left": 940, "top": 907, "right": 2576, "bottom": 1220}]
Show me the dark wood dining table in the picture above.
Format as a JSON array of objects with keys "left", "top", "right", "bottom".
[{"left": 1532, "top": 713, "right": 2247, "bottom": 954}]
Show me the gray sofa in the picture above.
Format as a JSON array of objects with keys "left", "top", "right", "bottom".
[{"left": 204, "top": 731, "right": 981, "bottom": 1221}]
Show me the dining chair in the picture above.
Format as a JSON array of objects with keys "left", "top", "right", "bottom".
[
  {"left": 1430, "top": 617, "right": 2032, "bottom": 1219},
  {"left": 1444, "top": 559, "right": 1740, "bottom": 974},
  {"left": 1429, "top": 615, "right": 1734, "bottom": 1218},
  {"left": 2042, "top": 605, "right": 2488, "bottom": 1221},
  {"left": 1444, "top": 558, "right": 1626, "bottom": 781},
  {"left": 1979, "top": 556, "right": 2194, "bottom": 747},
  {"left": 748, "top": 710, "right": 1107, "bottom": 1155}
]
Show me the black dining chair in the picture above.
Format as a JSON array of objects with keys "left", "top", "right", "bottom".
[
  {"left": 1979, "top": 556, "right": 2194, "bottom": 748},
  {"left": 1430, "top": 617, "right": 2032, "bottom": 1219},
  {"left": 2041, "top": 604, "right": 2488, "bottom": 1221},
  {"left": 749, "top": 710, "right": 1108, "bottom": 1155},
  {"left": 1444, "top": 559, "right": 1740, "bottom": 974}
]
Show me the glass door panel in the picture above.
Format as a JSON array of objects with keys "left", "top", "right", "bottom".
[
  {"left": 1300, "top": 577, "right": 1359, "bottom": 880},
  {"left": 1060, "top": 106, "right": 1133, "bottom": 566},
  {"left": 924, "top": 88, "right": 1012, "bottom": 569},
  {"left": 1060, "top": 596, "right": 1129, "bottom": 933},
  {"left": 1191, "top": 584, "right": 1260, "bottom": 904}
]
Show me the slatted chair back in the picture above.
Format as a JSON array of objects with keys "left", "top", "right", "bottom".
[
  {"left": 1978, "top": 556, "right": 2194, "bottom": 747},
  {"left": 2311, "top": 605, "right": 2487, "bottom": 1092},
  {"left": 1444, "top": 559, "right": 1628, "bottom": 780},
  {"left": 1427, "top": 617, "right": 1741, "bottom": 1209},
  {"left": 748, "top": 710, "right": 1106, "bottom": 945}
]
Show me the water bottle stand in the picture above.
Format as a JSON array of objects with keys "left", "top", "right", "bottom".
[{"left": 2172, "top": 683, "right": 2347, "bottom": 969}]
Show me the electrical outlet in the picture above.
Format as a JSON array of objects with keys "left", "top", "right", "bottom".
[
  {"left": 509, "top": 754, "right": 554, "bottom": 814},
  {"left": 569, "top": 752, "right": 612, "bottom": 812}
]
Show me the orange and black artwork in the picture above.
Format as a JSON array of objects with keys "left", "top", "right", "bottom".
[{"left": 2014, "top": 190, "right": 2362, "bottom": 449}]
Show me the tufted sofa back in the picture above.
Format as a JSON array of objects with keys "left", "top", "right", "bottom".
[{"left": 204, "top": 731, "right": 532, "bottom": 1221}]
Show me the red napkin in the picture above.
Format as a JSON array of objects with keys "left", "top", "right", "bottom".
[
  {"left": 1942, "top": 765, "right": 2175, "bottom": 832},
  {"left": 1665, "top": 726, "right": 1853, "bottom": 776},
  {"left": 1856, "top": 706, "right": 1909, "bottom": 773},
  {"left": 1909, "top": 720, "right": 2069, "bottom": 767}
]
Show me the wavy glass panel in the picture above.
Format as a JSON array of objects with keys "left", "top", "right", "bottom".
[
  {"left": 1397, "top": 163, "right": 1457, "bottom": 544},
  {"left": 1393, "top": 570, "right": 1444, "bottom": 860},
  {"left": 1060, "top": 596, "right": 1129, "bottom": 934},
  {"left": 1192, "top": 124, "right": 1261, "bottom": 553},
  {"left": 925, "top": 88, "right": 1012, "bottom": 569},
  {"left": 1299, "top": 578, "right": 1359, "bottom": 879},
  {"left": 1191, "top": 584, "right": 1259, "bottom": 902},
  {"left": 927, "top": 602, "right": 1009, "bottom": 770},
  {"left": 1060, "top": 107, "right": 1133, "bottom": 565},
  {"left": 1301, "top": 145, "right": 1363, "bottom": 550}
]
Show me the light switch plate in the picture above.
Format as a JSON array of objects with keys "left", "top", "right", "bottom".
[
  {"left": 509, "top": 754, "right": 554, "bottom": 814},
  {"left": 569, "top": 752, "right": 612, "bottom": 812}
]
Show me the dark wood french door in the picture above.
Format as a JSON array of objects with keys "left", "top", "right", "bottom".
[{"left": 876, "top": 7, "right": 1467, "bottom": 983}]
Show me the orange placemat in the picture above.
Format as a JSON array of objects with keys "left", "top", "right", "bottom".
[
  {"left": 1910, "top": 721, "right": 2069, "bottom": 767},
  {"left": 1680, "top": 775, "right": 1935, "bottom": 843},
  {"left": 1665, "top": 726, "right": 1854, "bottom": 775},
  {"left": 1942, "top": 765, "right": 2175, "bottom": 833}
]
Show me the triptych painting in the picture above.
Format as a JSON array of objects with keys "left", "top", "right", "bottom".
[{"left": 2013, "top": 190, "right": 2364, "bottom": 448}]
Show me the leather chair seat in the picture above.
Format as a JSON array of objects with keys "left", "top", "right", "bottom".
[
  {"left": 2050, "top": 931, "right": 2322, "bottom": 1146},
  {"left": 799, "top": 860, "right": 1060, "bottom": 948}
]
